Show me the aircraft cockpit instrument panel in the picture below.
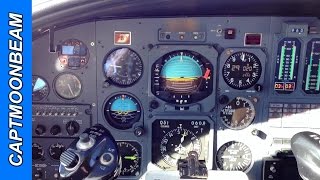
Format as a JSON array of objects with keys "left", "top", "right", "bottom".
[{"left": 32, "top": 17, "right": 320, "bottom": 180}]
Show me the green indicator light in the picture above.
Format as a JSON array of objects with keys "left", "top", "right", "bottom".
[
  {"left": 290, "top": 46, "right": 296, "bottom": 80},
  {"left": 279, "top": 46, "right": 286, "bottom": 79},
  {"left": 317, "top": 62, "right": 320, "bottom": 91},
  {"left": 305, "top": 56, "right": 313, "bottom": 91}
]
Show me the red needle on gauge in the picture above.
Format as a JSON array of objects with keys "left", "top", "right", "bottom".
[{"left": 203, "top": 68, "right": 211, "bottom": 79}]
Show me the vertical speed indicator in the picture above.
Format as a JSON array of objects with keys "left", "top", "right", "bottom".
[
  {"left": 302, "top": 39, "right": 320, "bottom": 94},
  {"left": 274, "top": 38, "right": 301, "bottom": 93}
]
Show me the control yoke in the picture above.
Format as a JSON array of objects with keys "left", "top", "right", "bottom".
[{"left": 291, "top": 131, "right": 320, "bottom": 180}]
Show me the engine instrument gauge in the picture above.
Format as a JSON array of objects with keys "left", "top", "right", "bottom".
[
  {"left": 152, "top": 120, "right": 210, "bottom": 170},
  {"left": 58, "top": 39, "right": 89, "bottom": 69},
  {"left": 222, "top": 51, "right": 262, "bottom": 90},
  {"left": 103, "top": 48, "right": 143, "bottom": 87},
  {"left": 302, "top": 39, "right": 320, "bottom": 94},
  {"left": 32, "top": 75, "right": 49, "bottom": 101},
  {"left": 216, "top": 141, "right": 253, "bottom": 172},
  {"left": 220, "top": 97, "right": 255, "bottom": 130},
  {"left": 48, "top": 143, "right": 65, "bottom": 160},
  {"left": 117, "top": 141, "right": 141, "bottom": 176},
  {"left": 54, "top": 73, "right": 82, "bottom": 100},
  {"left": 274, "top": 38, "right": 301, "bottom": 94},
  {"left": 32, "top": 143, "right": 44, "bottom": 160},
  {"left": 151, "top": 50, "right": 213, "bottom": 104},
  {"left": 104, "top": 94, "right": 141, "bottom": 130}
]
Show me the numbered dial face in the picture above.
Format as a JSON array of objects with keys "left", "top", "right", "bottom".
[
  {"left": 32, "top": 143, "right": 44, "bottom": 160},
  {"left": 104, "top": 94, "right": 141, "bottom": 130},
  {"left": 223, "top": 51, "right": 262, "bottom": 90},
  {"left": 117, "top": 141, "right": 141, "bottom": 177},
  {"left": 54, "top": 73, "right": 82, "bottom": 100},
  {"left": 216, "top": 141, "right": 253, "bottom": 172},
  {"left": 32, "top": 75, "right": 49, "bottom": 101},
  {"left": 58, "top": 39, "right": 89, "bottom": 69},
  {"left": 151, "top": 50, "right": 213, "bottom": 104},
  {"left": 220, "top": 97, "right": 255, "bottom": 130},
  {"left": 152, "top": 120, "right": 210, "bottom": 170},
  {"left": 49, "top": 143, "right": 65, "bottom": 160},
  {"left": 104, "top": 48, "right": 143, "bottom": 87}
]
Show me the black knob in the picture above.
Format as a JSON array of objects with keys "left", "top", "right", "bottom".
[
  {"left": 218, "top": 95, "right": 229, "bottom": 104},
  {"left": 60, "top": 150, "right": 79, "bottom": 169},
  {"left": 134, "top": 126, "right": 144, "bottom": 137},
  {"left": 254, "top": 84, "right": 263, "bottom": 92},
  {"left": 66, "top": 121, "right": 80, "bottom": 136},
  {"left": 50, "top": 125, "right": 61, "bottom": 135},
  {"left": 32, "top": 143, "right": 44, "bottom": 160},
  {"left": 33, "top": 171, "right": 42, "bottom": 179},
  {"left": 49, "top": 143, "right": 65, "bottom": 160},
  {"left": 150, "top": 100, "right": 159, "bottom": 109},
  {"left": 35, "top": 124, "right": 46, "bottom": 135}
]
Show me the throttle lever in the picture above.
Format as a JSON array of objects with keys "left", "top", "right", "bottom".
[{"left": 59, "top": 124, "right": 121, "bottom": 180}]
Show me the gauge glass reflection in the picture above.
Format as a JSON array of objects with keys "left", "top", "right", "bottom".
[
  {"left": 104, "top": 94, "right": 141, "bottom": 130},
  {"left": 54, "top": 73, "right": 82, "bottom": 100},
  {"left": 104, "top": 48, "right": 143, "bottom": 87}
]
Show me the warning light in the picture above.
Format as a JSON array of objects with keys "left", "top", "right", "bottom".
[{"left": 114, "top": 31, "right": 131, "bottom": 45}]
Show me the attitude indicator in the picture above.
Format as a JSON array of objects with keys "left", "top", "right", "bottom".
[
  {"left": 302, "top": 39, "right": 320, "bottom": 94},
  {"left": 274, "top": 38, "right": 301, "bottom": 94}
]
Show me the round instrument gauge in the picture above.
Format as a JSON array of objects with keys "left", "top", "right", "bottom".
[
  {"left": 216, "top": 141, "right": 253, "bottom": 172},
  {"left": 117, "top": 141, "right": 141, "bottom": 176},
  {"left": 58, "top": 39, "right": 89, "bottom": 69},
  {"left": 48, "top": 143, "right": 65, "bottom": 160},
  {"left": 104, "top": 94, "right": 141, "bottom": 130},
  {"left": 220, "top": 97, "right": 255, "bottom": 130},
  {"left": 152, "top": 120, "right": 210, "bottom": 170},
  {"left": 32, "top": 75, "right": 49, "bottom": 101},
  {"left": 222, "top": 51, "right": 262, "bottom": 90},
  {"left": 54, "top": 73, "right": 82, "bottom": 100},
  {"left": 32, "top": 143, "right": 44, "bottom": 160},
  {"left": 151, "top": 50, "right": 213, "bottom": 104},
  {"left": 161, "top": 128, "right": 201, "bottom": 167},
  {"left": 103, "top": 48, "right": 143, "bottom": 87}
]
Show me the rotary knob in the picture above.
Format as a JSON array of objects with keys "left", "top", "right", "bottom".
[
  {"left": 35, "top": 124, "right": 46, "bottom": 135},
  {"left": 66, "top": 121, "right": 80, "bottom": 136},
  {"left": 50, "top": 125, "right": 61, "bottom": 135},
  {"left": 32, "top": 143, "right": 44, "bottom": 160},
  {"left": 49, "top": 143, "right": 65, "bottom": 160}
]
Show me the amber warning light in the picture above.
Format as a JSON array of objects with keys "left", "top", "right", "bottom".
[{"left": 114, "top": 31, "right": 131, "bottom": 45}]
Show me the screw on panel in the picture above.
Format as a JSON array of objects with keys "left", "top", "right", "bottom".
[
  {"left": 85, "top": 109, "right": 92, "bottom": 115},
  {"left": 134, "top": 127, "right": 144, "bottom": 137}
]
